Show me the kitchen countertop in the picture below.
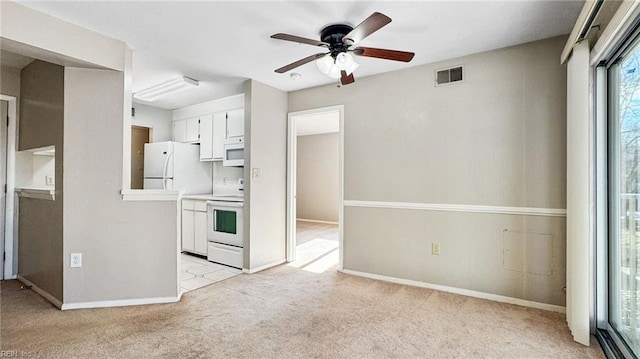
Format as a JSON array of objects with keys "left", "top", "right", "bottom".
[{"left": 182, "top": 193, "right": 244, "bottom": 202}]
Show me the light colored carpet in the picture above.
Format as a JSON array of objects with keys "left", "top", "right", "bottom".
[{"left": 1, "top": 262, "right": 603, "bottom": 358}]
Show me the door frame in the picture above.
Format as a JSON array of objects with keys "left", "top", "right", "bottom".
[
  {"left": 1, "top": 94, "right": 17, "bottom": 279},
  {"left": 286, "top": 105, "right": 344, "bottom": 268}
]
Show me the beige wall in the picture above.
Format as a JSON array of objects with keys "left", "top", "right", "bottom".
[
  {"left": 1, "top": 67, "right": 21, "bottom": 98},
  {"left": 18, "top": 60, "right": 64, "bottom": 301},
  {"left": 244, "top": 80, "right": 287, "bottom": 271},
  {"left": 63, "top": 67, "right": 178, "bottom": 303},
  {"left": 4, "top": 2, "right": 180, "bottom": 306},
  {"left": 296, "top": 133, "right": 339, "bottom": 222},
  {"left": 289, "top": 36, "right": 568, "bottom": 306}
]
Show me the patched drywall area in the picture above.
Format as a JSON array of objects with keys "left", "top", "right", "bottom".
[{"left": 502, "top": 230, "right": 553, "bottom": 277}]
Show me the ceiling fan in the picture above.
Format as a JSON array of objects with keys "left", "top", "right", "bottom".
[{"left": 271, "top": 12, "right": 415, "bottom": 86}]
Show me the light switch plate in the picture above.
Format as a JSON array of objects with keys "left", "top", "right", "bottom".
[
  {"left": 46, "top": 176, "right": 54, "bottom": 186},
  {"left": 252, "top": 168, "right": 261, "bottom": 179}
]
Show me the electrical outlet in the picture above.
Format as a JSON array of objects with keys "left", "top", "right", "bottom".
[
  {"left": 70, "top": 253, "right": 82, "bottom": 268},
  {"left": 45, "top": 176, "right": 54, "bottom": 186},
  {"left": 252, "top": 168, "right": 261, "bottom": 179},
  {"left": 431, "top": 243, "right": 440, "bottom": 255},
  {"left": 223, "top": 177, "right": 227, "bottom": 185}
]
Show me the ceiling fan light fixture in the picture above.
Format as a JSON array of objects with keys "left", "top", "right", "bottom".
[
  {"left": 315, "top": 54, "right": 334, "bottom": 74},
  {"left": 316, "top": 53, "right": 359, "bottom": 79},
  {"left": 134, "top": 76, "right": 199, "bottom": 102}
]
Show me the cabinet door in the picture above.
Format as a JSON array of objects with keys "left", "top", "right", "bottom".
[
  {"left": 186, "top": 117, "right": 200, "bottom": 142},
  {"left": 199, "top": 114, "right": 214, "bottom": 160},
  {"left": 173, "top": 120, "right": 187, "bottom": 142},
  {"left": 226, "top": 108, "right": 244, "bottom": 139},
  {"left": 212, "top": 112, "right": 226, "bottom": 160},
  {"left": 181, "top": 209, "right": 195, "bottom": 252},
  {"left": 194, "top": 210, "right": 208, "bottom": 255}
]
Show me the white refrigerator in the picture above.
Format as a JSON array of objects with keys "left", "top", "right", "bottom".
[{"left": 143, "top": 141, "right": 212, "bottom": 194}]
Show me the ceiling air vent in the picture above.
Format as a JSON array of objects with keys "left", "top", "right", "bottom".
[{"left": 435, "top": 65, "right": 463, "bottom": 86}]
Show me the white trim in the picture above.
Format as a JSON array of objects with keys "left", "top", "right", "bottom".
[
  {"left": 296, "top": 218, "right": 339, "bottom": 225},
  {"left": 286, "top": 105, "right": 344, "bottom": 266},
  {"left": 340, "top": 269, "right": 566, "bottom": 314},
  {"left": 17, "top": 275, "right": 63, "bottom": 309},
  {"left": 561, "top": 0, "right": 601, "bottom": 64},
  {"left": 61, "top": 295, "right": 181, "bottom": 310},
  {"left": 2, "top": 94, "right": 17, "bottom": 279},
  {"left": 121, "top": 189, "right": 181, "bottom": 201},
  {"left": 242, "top": 259, "right": 285, "bottom": 274},
  {"left": 286, "top": 112, "right": 297, "bottom": 262},
  {"left": 343, "top": 200, "right": 566, "bottom": 217}
]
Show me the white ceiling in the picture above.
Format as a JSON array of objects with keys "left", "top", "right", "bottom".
[{"left": 16, "top": 1, "right": 583, "bottom": 110}]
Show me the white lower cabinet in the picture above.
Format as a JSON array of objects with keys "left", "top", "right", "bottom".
[{"left": 181, "top": 199, "right": 208, "bottom": 256}]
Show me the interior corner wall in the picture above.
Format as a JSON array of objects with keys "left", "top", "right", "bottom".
[
  {"left": 132, "top": 103, "right": 173, "bottom": 142},
  {"left": 244, "top": 80, "right": 287, "bottom": 271},
  {"left": 296, "top": 133, "right": 339, "bottom": 222},
  {"left": 63, "top": 67, "right": 178, "bottom": 304},
  {"left": 1, "top": 67, "right": 21, "bottom": 99},
  {"left": 18, "top": 59, "right": 64, "bottom": 302},
  {"left": 288, "top": 35, "right": 568, "bottom": 307}
]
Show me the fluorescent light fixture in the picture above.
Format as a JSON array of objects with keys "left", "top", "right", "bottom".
[
  {"left": 133, "top": 77, "right": 199, "bottom": 102},
  {"left": 315, "top": 53, "right": 359, "bottom": 80}
]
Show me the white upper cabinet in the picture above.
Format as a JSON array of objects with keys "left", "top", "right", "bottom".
[
  {"left": 199, "top": 114, "right": 214, "bottom": 160},
  {"left": 186, "top": 117, "right": 200, "bottom": 142},
  {"left": 173, "top": 117, "right": 199, "bottom": 143},
  {"left": 226, "top": 108, "right": 244, "bottom": 139},
  {"left": 213, "top": 112, "right": 226, "bottom": 160},
  {"left": 172, "top": 119, "right": 187, "bottom": 142}
]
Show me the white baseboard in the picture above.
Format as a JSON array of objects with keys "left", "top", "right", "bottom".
[
  {"left": 243, "top": 259, "right": 286, "bottom": 274},
  {"left": 61, "top": 295, "right": 181, "bottom": 310},
  {"left": 339, "top": 269, "right": 566, "bottom": 313},
  {"left": 297, "top": 218, "right": 339, "bottom": 225},
  {"left": 17, "top": 275, "right": 63, "bottom": 309}
]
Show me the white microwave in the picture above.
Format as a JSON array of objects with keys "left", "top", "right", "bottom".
[{"left": 223, "top": 137, "right": 244, "bottom": 167}]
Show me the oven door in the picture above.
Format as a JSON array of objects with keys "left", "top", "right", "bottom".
[{"left": 206, "top": 201, "right": 244, "bottom": 247}]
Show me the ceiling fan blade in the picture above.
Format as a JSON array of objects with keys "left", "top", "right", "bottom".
[
  {"left": 271, "top": 33, "right": 329, "bottom": 47},
  {"left": 275, "top": 53, "right": 327, "bottom": 73},
  {"left": 342, "top": 12, "right": 391, "bottom": 45},
  {"left": 340, "top": 70, "right": 355, "bottom": 85},
  {"left": 353, "top": 47, "right": 415, "bottom": 62}
]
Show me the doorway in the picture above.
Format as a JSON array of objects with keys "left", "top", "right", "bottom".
[
  {"left": 0, "top": 100, "right": 7, "bottom": 280},
  {"left": 1, "top": 94, "right": 17, "bottom": 280},
  {"left": 131, "top": 125, "right": 150, "bottom": 189},
  {"left": 286, "top": 106, "right": 343, "bottom": 271}
]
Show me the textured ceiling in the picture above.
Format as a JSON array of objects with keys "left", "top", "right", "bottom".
[{"left": 16, "top": 1, "right": 583, "bottom": 110}]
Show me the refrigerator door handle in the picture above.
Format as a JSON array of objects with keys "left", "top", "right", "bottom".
[{"left": 162, "top": 151, "right": 174, "bottom": 190}]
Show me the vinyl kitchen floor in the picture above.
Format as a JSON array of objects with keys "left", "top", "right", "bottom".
[{"left": 180, "top": 253, "right": 242, "bottom": 293}]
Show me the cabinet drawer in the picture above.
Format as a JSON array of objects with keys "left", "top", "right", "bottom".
[
  {"left": 194, "top": 200, "right": 207, "bottom": 212},
  {"left": 207, "top": 242, "right": 243, "bottom": 269},
  {"left": 182, "top": 199, "right": 195, "bottom": 210}
]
